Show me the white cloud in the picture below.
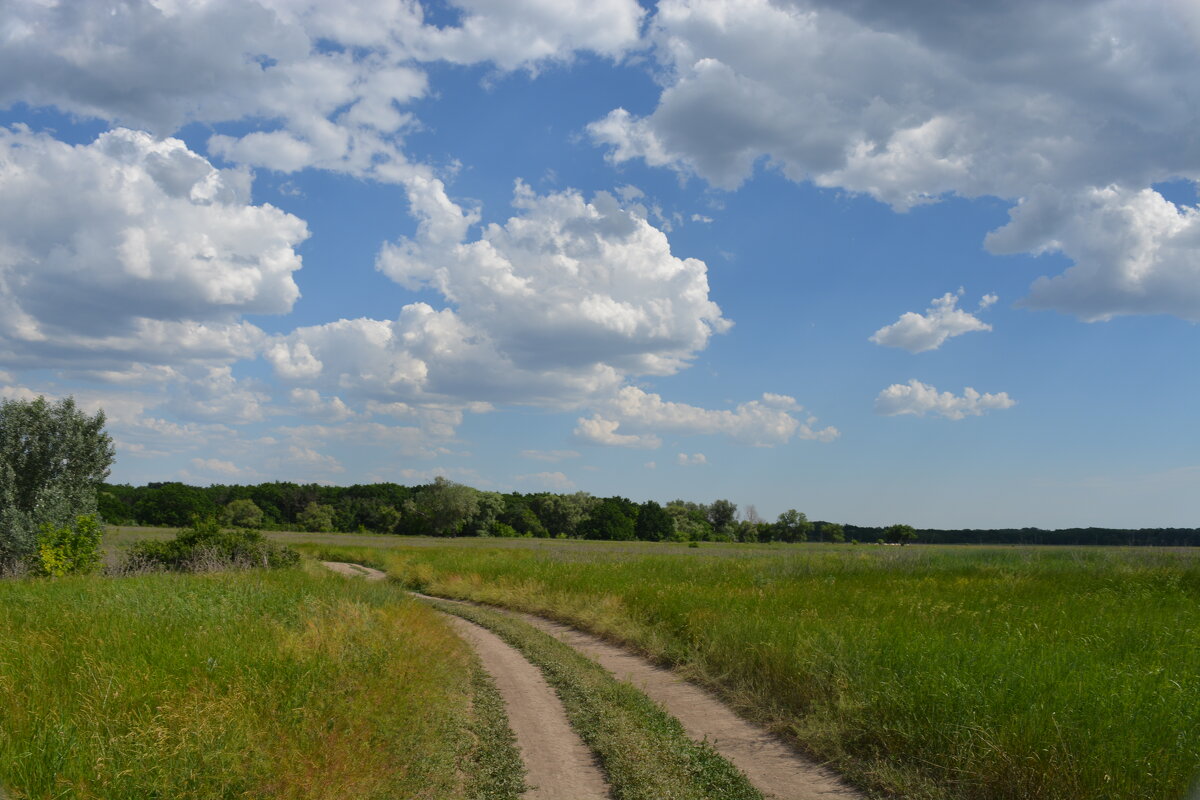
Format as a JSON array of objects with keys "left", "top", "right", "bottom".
[
  {"left": 874, "top": 379, "right": 1016, "bottom": 420},
  {"left": 272, "top": 180, "right": 730, "bottom": 407},
  {"left": 676, "top": 452, "right": 707, "bottom": 466},
  {"left": 870, "top": 290, "right": 996, "bottom": 353},
  {"left": 644, "top": 461, "right": 657, "bottom": 469},
  {"left": 520, "top": 449, "right": 582, "bottom": 462},
  {"left": 0, "top": 0, "right": 642, "bottom": 181},
  {"left": 515, "top": 471, "right": 575, "bottom": 490},
  {"left": 592, "top": 386, "right": 838, "bottom": 446},
  {"left": 289, "top": 388, "right": 355, "bottom": 421},
  {"left": 574, "top": 415, "right": 662, "bottom": 449},
  {"left": 589, "top": 0, "right": 1200, "bottom": 320},
  {"left": 0, "top": 127, "right": 305, "bottom": 370},
  {"left": 988, "top": 185, "right": 1200, "bottom": 322}
]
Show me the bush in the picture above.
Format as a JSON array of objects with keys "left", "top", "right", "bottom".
[
  {"left": 121, "top": 517, "right": 299, "bottom": 573},
  {"left": 33, "top": 515, "right": 103, "bottom": 577}
]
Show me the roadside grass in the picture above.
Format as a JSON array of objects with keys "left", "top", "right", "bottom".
[
  {"left": 300, "top": 541, "right": 1200, "bottom": 800},
  {"left": 0, "top": 560, "right": 521, "bottom": 800},
  {"left": 427, "top": 597, "right": 762, "bottom": 800}
]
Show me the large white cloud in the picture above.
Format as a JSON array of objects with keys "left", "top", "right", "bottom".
[
  {"left": 590, "top": 0, "right": 1200, "bottom": 320},
  {"left": 874, "top": 379, "right": 1015, "bottom": 420},
  {"left": 870, "top": 290, "right": 996, "bottom": 353},
  {"left": 0, "top": 126, "right": 306, "bottom": 369},
  {"left": 271, "top": 180, "right": 730, "bottom": 405},
  {"left": 1, "top": 0, "right": 644, "bottom": 180}
]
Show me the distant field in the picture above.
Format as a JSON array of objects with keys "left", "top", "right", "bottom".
[
  {"left": 0, "top": 560, "right": 504, "bottom": 800},
  {"left": 297, "top": 536, "right": 1200, "bottom": 800}
]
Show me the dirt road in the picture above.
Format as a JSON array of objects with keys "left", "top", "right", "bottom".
[{"left": 321, "top": 562, "right": 609, "bottom": 799}]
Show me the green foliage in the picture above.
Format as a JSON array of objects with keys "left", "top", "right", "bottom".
[
  {"left": 296, "top": 501, "right": 335, "bottom": 533},
  {"left": 579, "top": 497, "right": 637, "bottom": 541},
  {"left": 343, "top": 540, "right": 1200, "bottom": 800},
  {"left": 885, "top": 523, "right": 918, "bottom": 545},
  {"left": 123, "top": 517, "right": 299, "bottom": 572},
  {"left": 0, "top": 396, "right": 114, "bottom": 566},
  {"left": 222, "top": 498, "right": 264, "bottom": 528},
  {"left": 772, "top": 509, "right": 811, "bottom": 543},
  {"left": 0, "top": 569, "right": 481, "bottom": 799},
  {"left": 635, "top": 500, "right": 675, "bottom": 542},
  {"left": 33, "top": 515, "right": 103, "bottom": 577}
]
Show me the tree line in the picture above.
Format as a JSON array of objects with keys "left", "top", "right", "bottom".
[{"left": 98, "top": 478, "right": 843, "bottom": 543}]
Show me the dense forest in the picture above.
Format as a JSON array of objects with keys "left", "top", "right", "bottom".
[{"left": 98, "top": 480, "right": 1200, "bottom": 546}]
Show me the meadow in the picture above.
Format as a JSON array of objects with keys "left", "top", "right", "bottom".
[
  {"left": 0, "top": 560, "right": 521, "bottom": 800},
  {"left": 299, "top": 537, "right": 1200, "bottom": 800}
]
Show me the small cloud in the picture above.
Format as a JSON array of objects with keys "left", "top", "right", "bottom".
[
  {"left": 574, "top": 414, "right": 661, "bottom": 449},
  {"left": 677, "top": 452, "right": 707, "bottom": 466},
  {"left": 870, "top": 289, "right": 996, "bottom": 353},
  {"left": 644, "top": 461, "right": 656, "bottom": 469},
  {"left": 874, "top": 379, "right": 1015, "bottom": 420},
  {"left": 690, "top": 213, "right": 713, "bottom": 223},
  {"left": 189, "top": 457, "right": 255, "bottom": 478}
]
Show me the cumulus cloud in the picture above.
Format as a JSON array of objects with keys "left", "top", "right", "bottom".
[
  {"left": 870, "top": 290, "right": 997, "bottom": 352},
  {"left": 0, "top": 0, "right": 642, "bottom": 180},
  {"left": 588, "top": 386, "right": 839, "bottom": 446},
  {"left": 271, "top": 181, "right": 730, "bottom": 407},
  {"left": 676, "top": 452, "right": 707, "bottom": 466},
  {"left": 874, "top": 379, "right": 1015, "bottom": 420},
  {"left": 574, "top": 415, "right": 662, "bottom": 449},
  {"left": 988, "top": 185, "right": 1200, "bottom": 321},
  {"left": 589, "top": 0, "right": 1200, "bottom": 320},
  {"left": 0, "top": 126, "right": 306, "bottom": 370}
]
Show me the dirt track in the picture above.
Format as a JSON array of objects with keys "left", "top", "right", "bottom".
[
  {"left": 323, "top": 562, "right": 862, "bottom": 800},
  {"left": 321, "top": 562, "right": 608, "bottom": 799}
]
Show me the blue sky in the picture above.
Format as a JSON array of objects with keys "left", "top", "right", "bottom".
[{"left": 1, "top": 0, "right": 1198, "bottom": 528}]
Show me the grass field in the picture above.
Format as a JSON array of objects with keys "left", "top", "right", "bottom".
[
  {"left": 299, "top": 538, "right": 1200, "bottom": 800},
  {"left": 0, "top": 560, "right": 521, "bottom": 800}
]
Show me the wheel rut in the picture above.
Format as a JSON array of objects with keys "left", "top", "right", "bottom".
[{"left": 321, "top": 562, "right": 609, "bottom": 799}]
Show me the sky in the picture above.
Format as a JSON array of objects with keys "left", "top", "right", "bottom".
[{"left": 1, "top": 0, "right": 1198, "bottom": 529}]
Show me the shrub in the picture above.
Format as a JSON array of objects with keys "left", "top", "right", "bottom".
[
  {"left": 33, "top": 515, "right": 103, "bottom": 577},
  {"left": 121, "top": 517, "right": 299, "bottom": 573}
]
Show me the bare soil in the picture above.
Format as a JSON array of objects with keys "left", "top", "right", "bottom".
[
  {"left": 321, "top": 563, "right": 609, "bottom": 799},
  {"left": 511, "top": 612, "right": 862, "bottom": 800}
]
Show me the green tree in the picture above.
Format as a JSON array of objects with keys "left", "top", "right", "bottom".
[
  {"left": 403, "top": 477, "right": 482, "bottom": 536},
  {"left": 297, "top": 502, "right": 335, "bottom": 533},
  {"left": 579, "top": 498, "right": 637, "bottom": 541},
  {"left": 0, "top": 396, "right": 114, "bottom": 566},
  {"left": 635, "top": 500, "right": 674, "bottom": 541},
  {"left": 885, "top": 523, "right": 918, "bottom": 546},
  {"left": 773, "top": 509, "right": 812, "bottom": 543},
  {"left": 223, "top": 498, "right": 264, "bottom": 528},
  {"left": 707, "top": 499, "right": 738, "bottom": 540}
]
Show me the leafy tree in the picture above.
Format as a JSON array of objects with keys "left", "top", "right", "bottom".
[
  {"left": 825, "top": 523, "right": 846, "bottom": 543},
  {"left": 707, "top": 499, "right": 738, "bottom": 539},
  {"left": 773, "top": 509, "right": 812, "bottom": 543},
  {"left": 530, "top": 491, "right": 597, "bottom": 538},
  {"left": 579, "top": 498, "right": 637, "bottom": 541},
  {"left": 635, "top": 500, "right": 674, "bottom": 541},
  {"left": 223, "top": 498, "right": 264, "bottom": 528},
  {"left": 403, "top": 478, "right": 482, "bottom": 536},
  {"left": 665, "top": 500, "right": 712, "bottom": 542},
  {"left": 297, "top": 501, "right": 335, "bottom": 533},
  {"left": 0, "top": 396, "right": 114, "bottom": 566},
  {"left": 133, "top": 482, "right": 216, "bottom": 527},
  {"left": 885, "top": 523, "right": 918, "bottom": 546}
]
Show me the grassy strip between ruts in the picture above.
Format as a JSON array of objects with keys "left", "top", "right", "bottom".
[
  {"left": 0, "top": 560, "right": 521, "bottom": 800},
  {"left": 423, "top": 595, "right": 763, "bottom": 800},
  {"left": 300, "top": 541, "right": 1200, "bottom": 800}
]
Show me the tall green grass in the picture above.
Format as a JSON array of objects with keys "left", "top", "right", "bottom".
[
  {"left": 0, "top": 562, "right": 504, "bottom": 799},
  {"left": 304, "top": 541, "right": 1200, "bottom": 800}
]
